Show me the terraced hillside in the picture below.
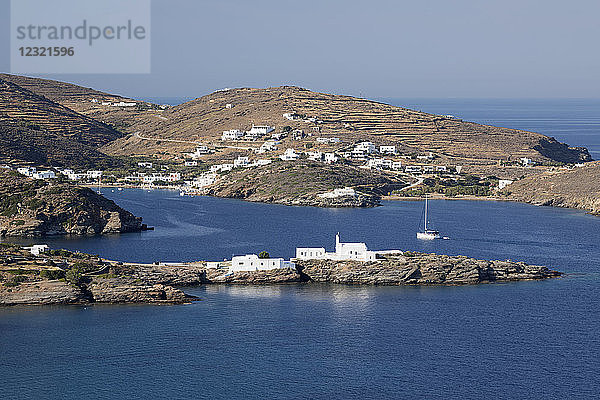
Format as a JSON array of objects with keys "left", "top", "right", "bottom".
[
  {"left": 103, "top": 86, "right": 590, "bottom": 165},
  {"left": 0, "top": 73, "right": 158, "bottom": 133},
  {"left": 0, "top": 78, "right": 123, "bottom": 168},
  {"left": 503, "top": 161, "right": 600, "bottom": 215}
]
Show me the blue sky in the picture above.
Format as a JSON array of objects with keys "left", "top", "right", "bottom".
[{"left": 1, "top": 0, "right": 599, "bottom": 99}]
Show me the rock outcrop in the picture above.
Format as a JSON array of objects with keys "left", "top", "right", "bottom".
[
  {"left": 295, "top": 253, "right": 560, "bottom": 285},
  {"left": 110, "top": 263, "right": 208, "bottom": 286},
  {"left": 0, "top": 170, "right": 143, "bottom": 237},
  {"left": 0, "top": 280, "right": 87, "bottom": 305},
  {"left": 0, "top": 245, "right": 192, "bottom": 306},
  {"left": 87, "top": 278, "right": 189, "bottom": 304},
  {"left": 0, "top": 278, "right": 190, "bottom": 306},
  {"left": 205, "top": 160, "right": 403, "bottom": 208}
]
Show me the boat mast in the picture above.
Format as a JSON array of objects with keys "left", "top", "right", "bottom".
[{"left": 424, "top": 195, "right": 428, "bottom": 231}]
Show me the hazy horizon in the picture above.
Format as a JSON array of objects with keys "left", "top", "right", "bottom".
[{"left": 1, "top": 0, "right": 599, "bottom": 100}]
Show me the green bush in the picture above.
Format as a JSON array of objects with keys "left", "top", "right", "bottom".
[
  {"left": 65, "top": 269, "right": 83, "bottom": 285},
  {"left": 258, "top": 251, "right": 270, "bottom": 259},
  {"left": 4, "top": 275, "right": 28, "bottom": 287},
  {"left": 40, "top": 269, "right": 66, "bottom": 280}
]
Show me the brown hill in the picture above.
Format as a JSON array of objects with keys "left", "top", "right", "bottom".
[
  {"left": 0, "top": 77, "right": 123, "bottom": 168},
  {"left": 0, "top": 73, "right": 158, "bottom": 133},
  {"left": 101, "top": 86, "right": 590, "bottom": 165},
  {"left": 205, "top": 159, "right": 406, "bottom": 207},
  {"left": 503, "top": 161, "right": 600, "bottom": 215}
]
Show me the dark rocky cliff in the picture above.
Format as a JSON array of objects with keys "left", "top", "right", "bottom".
[{"left": 0, "top": 170, "right": 143, "bottom": 237}]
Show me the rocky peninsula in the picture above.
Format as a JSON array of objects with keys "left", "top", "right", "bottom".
[
  {"left": 111, "top": 252, "right": 560, "bottom": 286},
  {"left": 0, "top": 244, "right": 192, "bottom": 306},
  {"left": 0, "top": 243, "right": 560, "bottom": 306},
  {"left": 0, "top": 170, "right": 144, "bottom": 237}
]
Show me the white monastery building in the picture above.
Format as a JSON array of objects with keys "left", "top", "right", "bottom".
[
  {"left": 230, "top": 254, "right": 295, "bottom": 272},
  {"left": 296, "top": 233, "right": 377, "bottom": 262}
]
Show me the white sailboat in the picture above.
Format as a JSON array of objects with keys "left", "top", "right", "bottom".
[{"left": 417, "top": 195, "right": 441, "bottom": 240}]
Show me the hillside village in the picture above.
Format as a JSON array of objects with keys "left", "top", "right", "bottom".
[
  {"left": 0, "top": 74, "right": 596, "bottom": 211},
  {"left": 3, "top": 106, "right": 589, "bottom": 204}
]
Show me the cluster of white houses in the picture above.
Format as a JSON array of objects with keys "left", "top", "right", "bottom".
[
  {"left": 16, "top": 167, "right": 56, "bottom": 180},
  {"left": 91, "top": 99, "right": 137, "bottom": 107},
  {"left": 185, "top": 145, "right": 213, "bottom": 160},
  {"left": 16, "top": 167, "right": 108, "bottom": 181},
  {"left": 125, "top": 172, "right": 182, "bottom": 184},
  {"left": 209, "top": 156, "right": 273, "bottom": 173},
  {"left": 227, "top": 233, "right": 396, "bottom": 272},
  {"left": 317, "top": 187, "right": 357, "bottom": 199},
  {"left": 222, "top": 125, "right": 275, "bottom": 141}
]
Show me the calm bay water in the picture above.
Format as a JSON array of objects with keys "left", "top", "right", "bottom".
[{"left": 1, "top": 99, "right": 600, "bottom": 399}]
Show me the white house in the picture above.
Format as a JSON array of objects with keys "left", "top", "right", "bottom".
[
  {"left": 307, "top": 151, "right": 323, "bottom": 161},
  {"left": 225, "top": 103, "right": 234, "bottom": 109},
  {"left": 256, "top": 141, "right": 278, "bottom": 153},
  {"left": 186, "top": 145, "right": 211, "bottom": 159},
  {"left": 280, "top": 148, "right": 300, "bottom": 161},
  {"left": 230, "top": 254, "right": 295, "bottom": 272},
  {"left": 417, "top": 152, "right": 434, "bottom": 161},
  {"left": 392, "top": 161, "right": 403, "bottom": 170},
  {"left": 24, "top": 244, "right": 49, "bottom": 256},
  {"left": 295, "top": 233, "right": 377, "bottom": 262},
  {"left": 324, "top": 153, "right": 339, "bottom": 164},
  {"left": 316, "top": 137, "right": 340, "bottom": 144},
  {"left": 142, "top": 172, "right": 181, "bottom": 184},
  {"left": 520, "top": 157, "right": 534, "bottom": 167},
  {"left": 86, "top": 170, "right": 103, "bottom": 179},
  {"left": 435, "top": 166, "right": 447, "bottom": 172},
  {"left": 350, "top": 148, "right": 369, "bottom": 160},
  {"left": 222, "top": 129, "right": 245, "bottom": 141},
  {"left": 234, "top": 156, "right": 250, "bottom": 168},
  {"left": 498, "top": 179, "right": 514, "bottom": 190},
  {"left": 112, "top": 101, "right": 136, "bottom": 107},
  {"left": 405, "top": 165, "right": 422, "bottom": 173},
  {"left": 283, "top": 112, "right": 302, "bottom": 121},
  {"left": 318, "top": 187, "right": 356, "bottom": 199},
  {"left": 189, "top": 173, "right": 217, "bottom": 188},
  {"left": 368, "top": 158, "right": 384, "bottom": 169},
  {"left": 138, "top": 162, "right": 153, "bottom": 168},
  {"left": 256, "top": 159, "right": 273, "bottom": 166},
  {"left": 220, "top": 163, "right": 234, "bottom": 172},
  {"left": 379, "top": 145, "right": 397, "bottom": 155},
  {"left": 33, "top": 170, "right": 56, "bottom": 180},
  {"left": 354, "top": 141, "right": 376, "bottom": 154},
  {"left": 248, "top": 125, "right": 275, "bottom": 136},
  {"left": 185, "top": 161, "right": 198, "bottom": 167},
  {"left": 17, "top": 167, "right": 36, "bottom": 177}
]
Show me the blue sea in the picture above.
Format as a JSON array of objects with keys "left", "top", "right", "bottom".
[{"left": 1, "top": 100, "right": 600, "bottom": 399}]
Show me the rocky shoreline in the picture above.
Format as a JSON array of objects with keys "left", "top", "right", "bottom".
[
  {"left": 0, "top": 278, "right": 192, "bottom": 306},
  {"left": 0, "top": 244, "right": 561, "bottom": 306},
  {"left": 0, "top": 170, "right": 144, "bottom": 237},
  {"left": 110, "top": 252, "right": 561, "bottom": 286},
  {"left": 0, "top": 245, "right": 193, "bottom": 306}
]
